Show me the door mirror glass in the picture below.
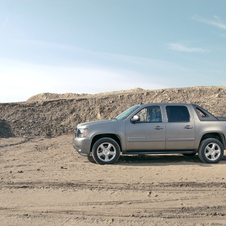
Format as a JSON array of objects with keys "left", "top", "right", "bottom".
[{"left": 131, "top": 115, "right": 140, "bottom": 123}]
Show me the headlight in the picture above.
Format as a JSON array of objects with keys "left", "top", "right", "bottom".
[{"left": 77, "top": 128, "right": 88, "bottom": 138}]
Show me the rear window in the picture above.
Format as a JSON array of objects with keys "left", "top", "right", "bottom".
[{"left": 166, "top": 106, "right": 190, "bottom": 122}]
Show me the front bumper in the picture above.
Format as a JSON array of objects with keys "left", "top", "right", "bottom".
[{"left": 73, "top": 137, "right": 90, "bottom": 157}]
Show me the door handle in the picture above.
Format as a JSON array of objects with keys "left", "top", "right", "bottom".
[
  {"left": 154, "top": 126, "right": 164, "bottom": 130},
  {"left": 184, "top": 125, "right": 193, "bottom": 129}
]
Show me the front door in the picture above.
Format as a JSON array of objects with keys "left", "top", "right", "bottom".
[{"left": 125, "top": 106, "right": 165, "bottom": 150}]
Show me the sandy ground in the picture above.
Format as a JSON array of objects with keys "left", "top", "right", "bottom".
[{"left": 1, "top": 135, "right": 226, "bottom": 225}]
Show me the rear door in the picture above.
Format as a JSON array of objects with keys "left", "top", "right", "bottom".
[
  {"left": 125, "top": 106, "right": 165, "bottom": 150},
  {"left": 165, "top": 105, "right": 195, "bottom": 150}
]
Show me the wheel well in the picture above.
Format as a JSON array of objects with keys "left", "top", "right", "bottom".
[
  {"left": 90, "top": 134, "right": 122, "bottom": 152},
  {"left": 200, "top": 133, "right": 226, "bottom": 148}
]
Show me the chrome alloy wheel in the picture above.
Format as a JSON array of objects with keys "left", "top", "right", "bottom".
[
  {"left": 96, "top": 142, "right": 116, "bottom": 162},
  {"left": 204, "top": 142, "right": 221, "bottom": 161},
  {"left": 92, "top": 138, "right": 121, "bottom": 164}
]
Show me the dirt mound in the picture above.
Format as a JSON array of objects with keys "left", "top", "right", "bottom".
[
  {"left": 0, "top": 86, "right": 226, "bottom": 138},
  {"left": 26, "top": 92, "right": 88, "bottom": 102},
  {"left": 26, "top": 88, "right": 145, "bottom": 102}
]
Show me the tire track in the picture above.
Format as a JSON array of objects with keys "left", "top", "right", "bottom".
[{"left": 1, "top": 181, "right": 226, "bottom": 190}]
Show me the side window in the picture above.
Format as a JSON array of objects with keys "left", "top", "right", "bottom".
[
  {"left": 196, "top": 107, "right": 208, "bottom": 118},
  {"left": 136, "top": 106, "right": 162, "bottom": 123},
  {"left": 166, "top": 106, "right": 190, "bottom": 122}
]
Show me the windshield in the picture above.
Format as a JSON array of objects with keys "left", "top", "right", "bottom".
[{"left": 115, "top": 105, "right": 140, "bottom": 121}]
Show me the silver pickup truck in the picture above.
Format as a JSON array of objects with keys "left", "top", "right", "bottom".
[{"left": 73, "top": 103, "right": 226, "bottom": 164}]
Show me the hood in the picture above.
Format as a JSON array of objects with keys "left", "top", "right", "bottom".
[{"left": 77, "top": 119, "right": 115, "bottom": 128}]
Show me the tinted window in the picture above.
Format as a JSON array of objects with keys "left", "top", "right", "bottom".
[
  {"left": 166, "top": 106, "right": 190, "bottom": 122},
  {"left": 136, "top": 106, "right": 162, "bottom": 123}
]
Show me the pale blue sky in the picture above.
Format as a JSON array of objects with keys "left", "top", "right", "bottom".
[{"left": 1, "top": 0, "right": 226, "bottom": 102}]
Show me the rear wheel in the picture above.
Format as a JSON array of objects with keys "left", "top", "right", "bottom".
[
  {"left": 198, "top": 138, "right": 224, "bottom": 163},
  {"left": 92, "top": 138, "right": 120, "bottom": 165}
]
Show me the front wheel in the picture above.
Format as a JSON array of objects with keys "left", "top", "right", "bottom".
[
  {"left": 92, "top": 138, "right": 120, "bottom": 165},
  {"left": 198, "top": 138, "right": 224, "bottom": 163}
]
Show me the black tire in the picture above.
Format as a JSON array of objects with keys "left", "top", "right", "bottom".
[
  {"left": 182, "top": 153, "right": 196, "bottom": 157},
  {"left": 87, "top": 154, "right": 96, "bottom": 163},
  {"left": 198, "top": 138, "right": 224, "bottom": 163},
  {"left": 92, "top": 138, "right": 120, "bottom": 165}
]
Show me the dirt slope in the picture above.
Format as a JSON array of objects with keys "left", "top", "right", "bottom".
[{"left": 0, "top": 86, "right": 226, "bottom": 138}]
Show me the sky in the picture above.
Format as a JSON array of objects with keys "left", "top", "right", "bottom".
[{"left": 0, "top": 0, "right": 226, "bottom": 102}]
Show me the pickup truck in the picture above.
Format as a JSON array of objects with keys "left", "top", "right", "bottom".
[{"left": 73, "top": 103, "right": 226, "bottom": 164}]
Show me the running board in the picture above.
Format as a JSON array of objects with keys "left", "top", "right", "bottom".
[{"left": 122, "top": 150, "right": 196, "bottom": 155}]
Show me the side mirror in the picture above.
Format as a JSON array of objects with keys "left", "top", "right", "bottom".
[{"left": 131, "top": 115, "right": 140, "bottom": 123}]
